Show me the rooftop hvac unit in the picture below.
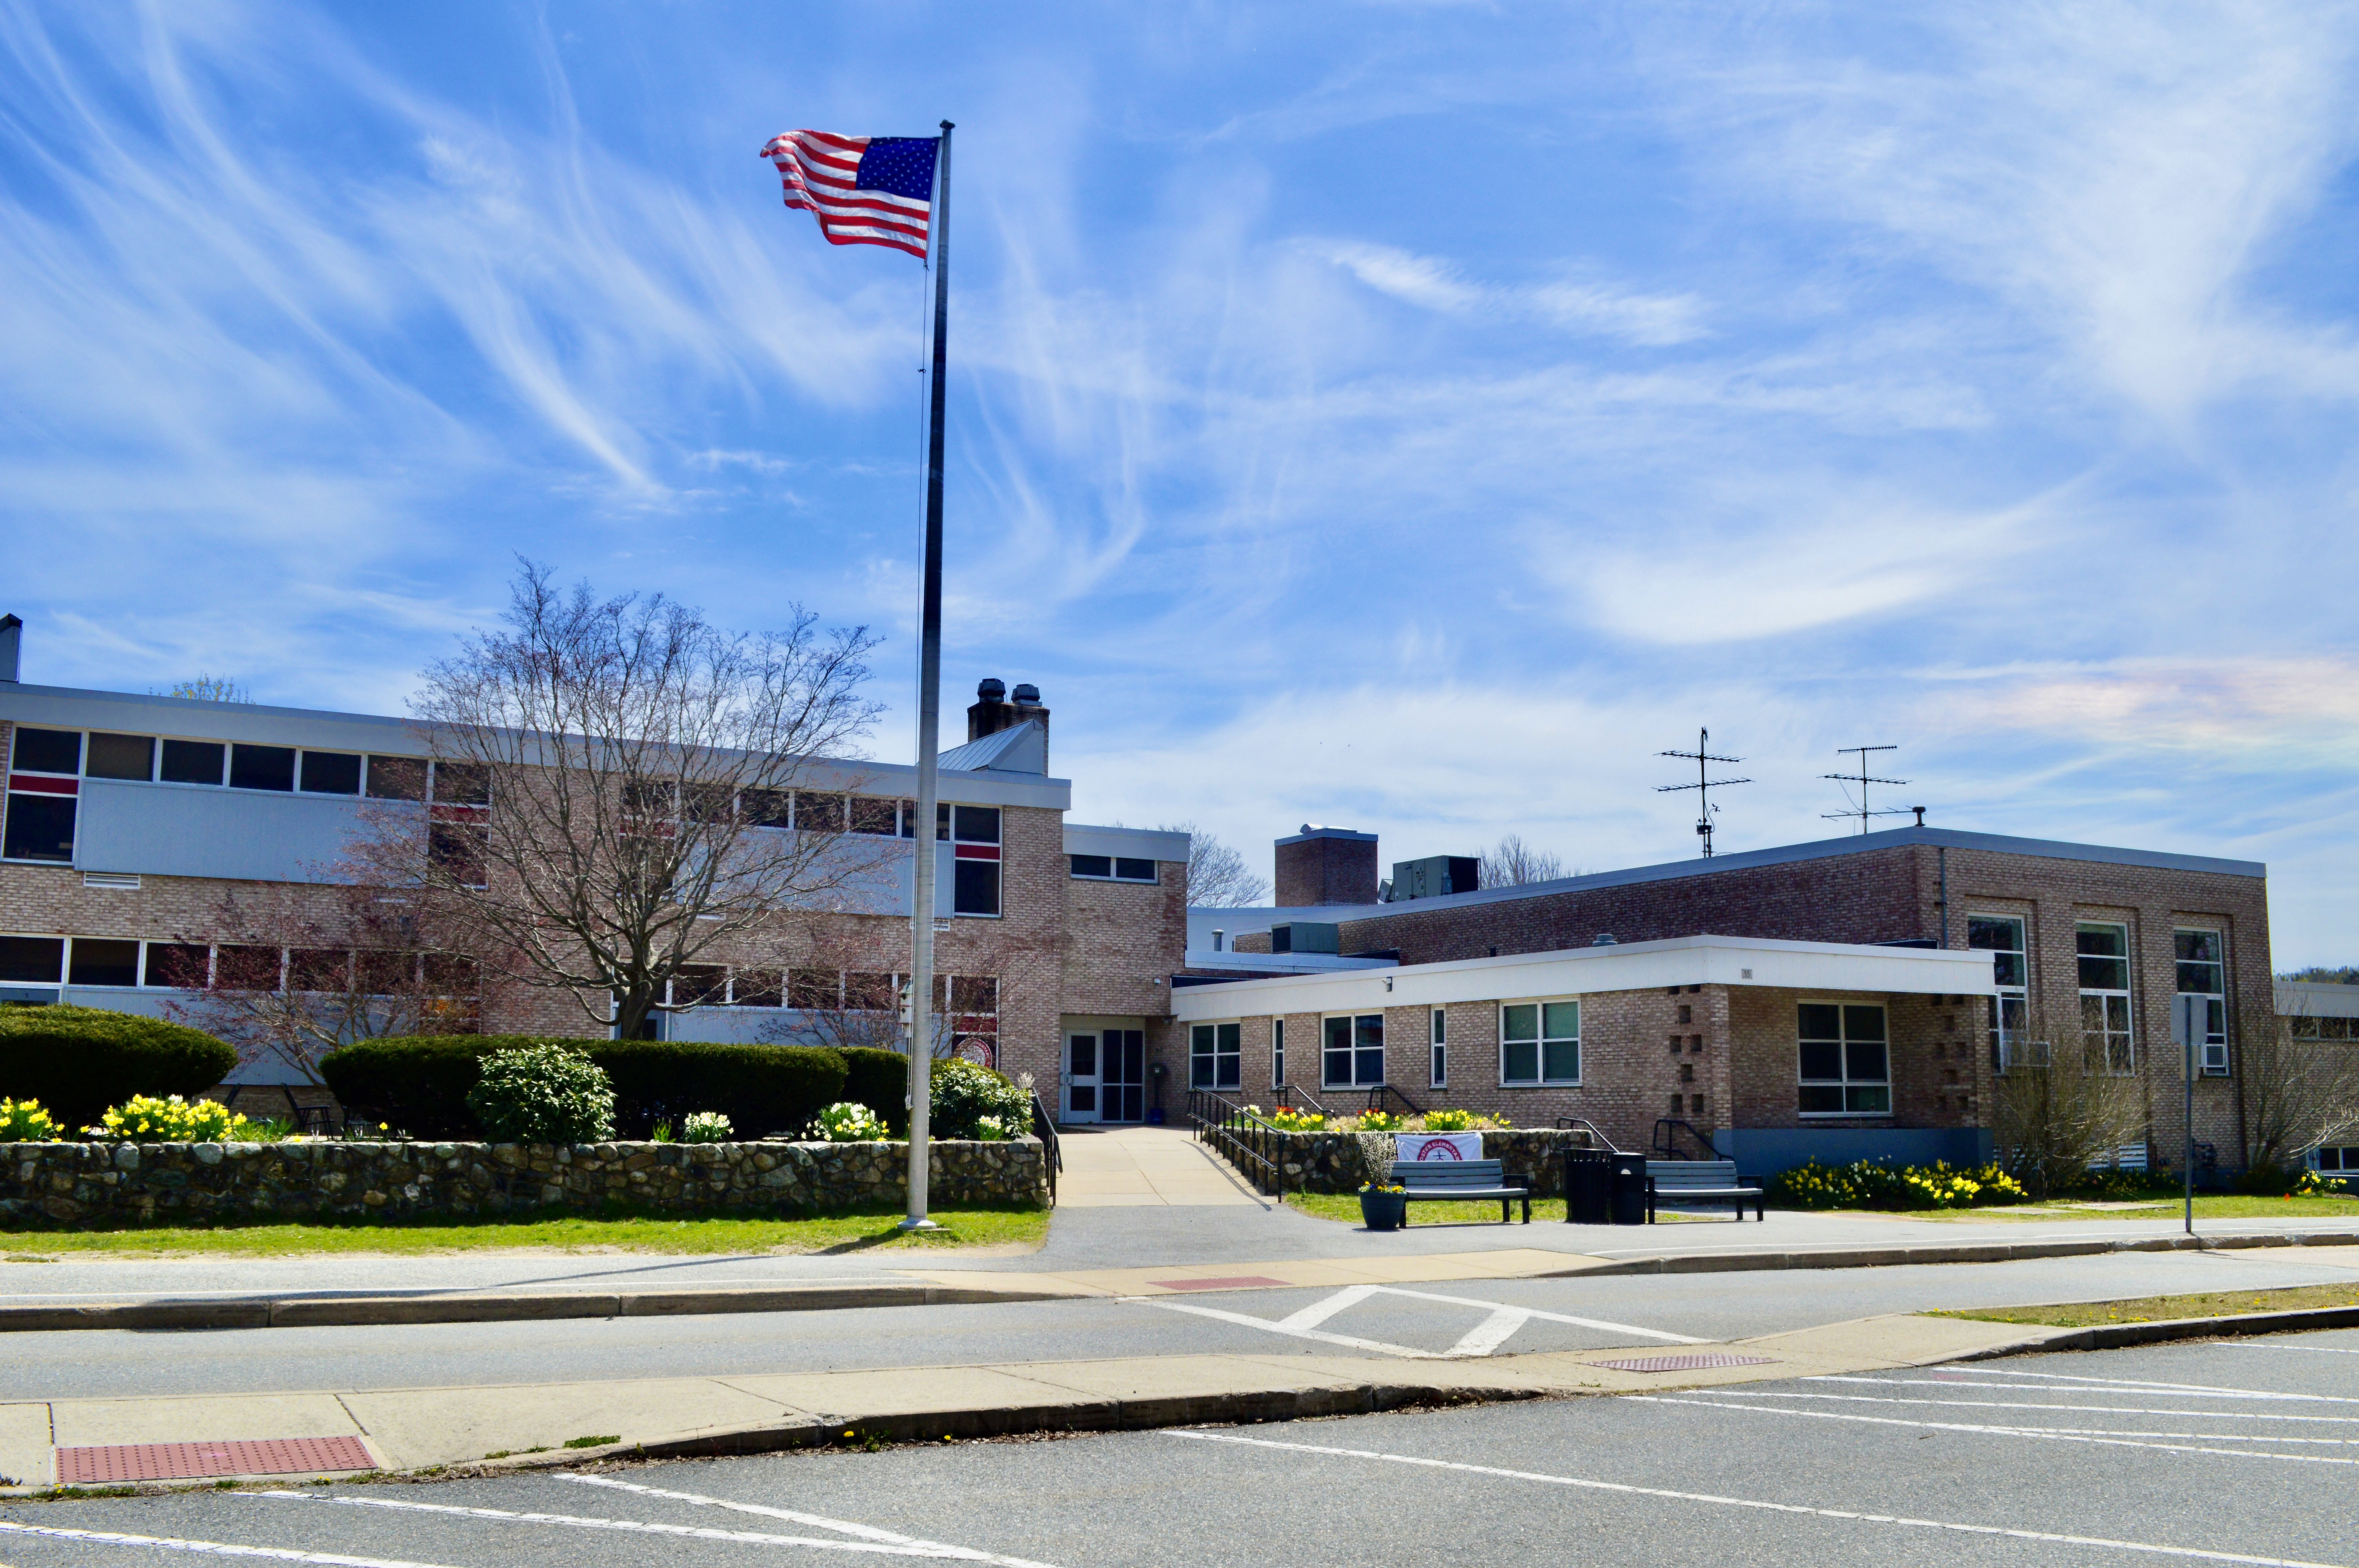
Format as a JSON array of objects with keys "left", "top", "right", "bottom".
[
  {"left": 1389, "top": 855, "right": 1479, "bottom": 902},
  {"left": 1270, "top": 922, "right": 1340, "bottom": 955}
]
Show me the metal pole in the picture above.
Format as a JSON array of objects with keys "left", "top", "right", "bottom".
[
  {"left": 2185, "top": 1018, "right": 2195, "bottom": 1238},
  {"left": 901, "top": 120, "right": 953, "bottom": 1232}
]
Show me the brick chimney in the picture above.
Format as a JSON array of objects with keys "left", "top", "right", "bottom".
[{"left": 1274, "top": 825, "right": 1379, "bottom": 907}]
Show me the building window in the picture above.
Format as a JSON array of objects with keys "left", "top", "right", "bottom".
[
  {"left": 1272, "top": 1018, "right": 1285, "bottom": 1085},
  {"left": 1323, "top": 1013, "right": 1385, "bottom": 1088},
  {"left": 365, "top": 755, "right": 426, "bottom": 800},
  {"left": 944, "top": 804, "right": 1001, "bottom": 916},
  {"left": 1190, "top": 1022, "right": 1241, "bottom": 1089},
  {"left": 2175, "top": 928, "right": 2229, "bottom": 1076},
  {"left": 229, "top": 744, "right": 296, "bottom": 792},
  {"left": 1799, "top": 1002, "right": 1889, "bottom": 1115},
  {"left": 4, "top": 727, "right": 80, "bottom": 863},
  {"left": 0, "top": 934, "right": 66, "bottom": 985},
  {"left": 2077, "top": 922, "right": 2134, "bottom": 1074},
  {"left": 2292, "top": 1015, "right": 2355, "bottom": 1041},
  {"left": 850, "top": 795, "right": 900, "bottom": 835},
  {"left": 67, "top": 938, "right": 141, "bottom": 987},
  {"left": 86, "top": 733, "right": 156, "bottom": 781},
  {"left": 1430, "top": 1008, "right": 1447, "bottom": 1087},
  {"left": 299, "top": 751, "right": 363, "bottom": 795},
  {"left": 1501, "top": 1000, "right": 1579, "bottom": 1085},
  {"left": 1068, "top": 853, "right": 1156, "bottom": 882},
  {"left": 2317, "top": 1146, "right": 2359, "bottom": 1175},
  {"left": 1969, "top": 914, "right": 2030, "bottom": 1073}
]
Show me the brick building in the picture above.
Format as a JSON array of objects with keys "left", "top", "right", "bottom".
[
  {"left": 1177, "top": 824, "right": 2277, "bottom": 1173},
  {"left": 0, "top": 638, "right": 1186, "bottom": 1120}
]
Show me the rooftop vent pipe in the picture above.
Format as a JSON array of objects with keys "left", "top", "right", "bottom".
[
  {"left": 1592, "top": 933, "right": 1618, "bottom": 946},
  {"left": 0, "top": 615, "right": 19, "bottom": 683}
]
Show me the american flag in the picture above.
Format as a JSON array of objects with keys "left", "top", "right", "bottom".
[{"left": 759, "top": 131, "right": 938, "bottom": 260}]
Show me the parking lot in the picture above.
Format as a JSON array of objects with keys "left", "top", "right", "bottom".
[{"left": 4, "top": 1329, "right": 2354, "bottom": 1567}]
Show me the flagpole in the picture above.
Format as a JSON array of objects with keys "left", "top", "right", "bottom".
[{"left": 901, "top": 119, "right": 953, "bottom": 1230}]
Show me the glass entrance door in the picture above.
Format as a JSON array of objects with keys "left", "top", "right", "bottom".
[
  {"left": 1064, "top": 1034, "right": 1101, "bottom": 1124},
  {"left": 1102, "top": 1029, "right": 1145, "bottom": 1122}
]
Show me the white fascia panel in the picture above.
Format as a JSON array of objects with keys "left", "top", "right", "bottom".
[
  {"left": 1065, "top": 824, "right": 1190, "bottom": 862},
  {"left": 1168, "top": 934, "right": 1997, "bottom": 1022},
  {"left": 2277, "top": 982, "right": 2359, "bottom": 1020}
]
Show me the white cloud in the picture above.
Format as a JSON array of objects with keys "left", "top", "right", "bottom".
[{"left": 1307, "top": 238, "right": 1708, "bottom": 344}]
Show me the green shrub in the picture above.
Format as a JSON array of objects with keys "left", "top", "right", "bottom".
[
  {"left": 1767, "top": 1158, "right": 2026, "bottom": 1210},
  {"left": 0, "top": 1005, "right": 237, "bottom": 1133},
  {"left": 929, "top": 1057, "right": 1029, "bottom": 1140},
  {"left": 839, "top": 1047, "right": 910, "bottom": 1136},
  {"left": 814, "top": 1101, "right": 887, "bottom": 1141},
  {"left": 1420, "top": 1108, "right": 1501, "bottom": 1131},
  {"left": 465, "top": 1045, "right": 615, "bottom": 1143},
  {"left": 680, "top": 1111, "right": 732, "bottom": 1144},
  {"left": 0, "top": 1097, "right": 59, "bottom": 1142},
  {"left": 321, "top": 1036, "right": 847, "bottom": 1139},
  {"left": 86, "top": 1094, "right": 264, "bottom": 1142}
]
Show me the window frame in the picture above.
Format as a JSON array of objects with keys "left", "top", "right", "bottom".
[
  {"left": 1321, "top": 1012, "right": 1386, "bottom": 1090},
  {"left": 2076, "top": 920, "right": 2135, "bottom": 1076},
  {"left": 945, "top": 802, "right": 1002, "bottom": 918},
  {"left": 4, "top": 726, "right": 83, "bottom": 865},
  {"left": 1189, "top": 1020, "right": 1242, "bottom": 1091},
  {"left": 2174, "top": 927, "right": 2230, "bottom": 1077},
  {"left": 1797, "top": 998, "right": 1891, "bottom": 1117},
  {"left": 1430, "top": 1007, "right": 1447, "bottom": 1088},
  {"left": 1498, "top": 998, "right": 1581, "bottom": 1087},
  {"left": 1272, "top": 1017, "right": 1285, "bottom": 1087},
  {"left": 1968, "top": 912, "right": 2031, "bottom": 1074}
]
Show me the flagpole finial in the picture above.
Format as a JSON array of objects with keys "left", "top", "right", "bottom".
[{"left": 941, "top": 119, "right": 954, "bottom": 131}]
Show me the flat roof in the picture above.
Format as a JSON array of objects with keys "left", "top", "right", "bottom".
[
  {"left": 1189, "top": 823, "right": 2264, "bottom": 938},
  {"left": 1170, "top": 933, "right": 1996, "bottom": 1020}
]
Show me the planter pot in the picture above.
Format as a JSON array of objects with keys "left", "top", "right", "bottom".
[{"left": 1359, "top": 1187, "right": 1407, "bottom": 1231}]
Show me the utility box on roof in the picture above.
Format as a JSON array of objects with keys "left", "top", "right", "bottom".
[
  {"left": 1390, "top": 855, "right": 1479, "bottom": 902},
  {"left": 1270, "top": 922, "right": 1340, "bottom": 955}
]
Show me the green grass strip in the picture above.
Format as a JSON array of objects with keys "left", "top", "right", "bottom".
[{"left": 1930, "top": 1280, "right": 2359, "bottom": 1328}]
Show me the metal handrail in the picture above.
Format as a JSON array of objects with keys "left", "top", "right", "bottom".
[
  {"left": 1029, "top": 1088, "right": 1063, "bottom": 1206},
  {"left": 1650, "top": 1118, "right": 1716, "bottom": 1160},
  {"left": 1554, "top": 1116, "right": 1622, "bottom": 1152},
  {"left": 1187, "top": 1088, "right": 1283, "bottom": 1195},
  {"left": 1364, "top": 1083, "right": 1425, "bottom": 1117},
  {"left": 1272, "top": 1084, "right": 1329, "bottom": 1116}
]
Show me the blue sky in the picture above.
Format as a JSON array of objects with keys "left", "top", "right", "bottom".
[{"left": 4, "top": 2, "right": 2355, "bottom": 962}]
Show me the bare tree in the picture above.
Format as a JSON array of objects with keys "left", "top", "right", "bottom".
[
  {"left": 1479, "top": 833, "right": 1574, "bottom": 888},
  {"left": 1162, "top": 822, "right": 1268, "bottom": 907},
  {"left": 158, "top": 885, "right": 499, "bottom": 1085},
  {"left": 1990, "top": 1028, "right": 2146, "bottom": 1199},
  {"left": 2239, "top": 1001, "right": 2359, "bottom": 1174},
  {"left": 155, "top": 675, "right": 252, "bottom": 703},
  {"left": 351, "top": 562, "right": 888, "bottom": 1042}
]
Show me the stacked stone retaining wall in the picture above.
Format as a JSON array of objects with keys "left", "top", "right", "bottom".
[
  {"left": 1222, "top": 1127, "right": 1607, "bottom": 1195},
  {"left": 0, "top": 1139, "right": 1045, "bottom": 1226}
]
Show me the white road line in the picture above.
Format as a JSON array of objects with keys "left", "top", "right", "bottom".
[
  {"left": 1160, "top": 1429, "right": 2351, "bottom": 1567},
  {"left": 1699, "top": 1388, "right": 2359, "bottom": 1425},
  {"left": 1628, "top": 1395, "right": 2359, "bottom": 1466},
  {"left": 0, "top": 1518, "right": 457, "bottom": 1566},
  {"left": 251, "top": 1490, "right": 970, "bottom": 1558},
  {"left": 1932, "top": 1367, "right": 2357, "bottom": 1401},
  {"left": 1812, "top": 1376, "right": 2359, "bottom": 1405},
  {"left": 555, "top": 1470, "right": 1067, "bottom": 1568},
  {"left": 2228, "top": 1343, "right": 2359, "bottom": 1355},
  {"left": 1142, "top": 1283, "right": 1697, "bottom": 1359}
]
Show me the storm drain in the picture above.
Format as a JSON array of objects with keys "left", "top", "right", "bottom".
[
  {"left": 55, "top": 1436, "right": 374, "bottom": 1485},
  {"left": 1586, "top": 1353, "right": 1777, "bottom": 1374}
]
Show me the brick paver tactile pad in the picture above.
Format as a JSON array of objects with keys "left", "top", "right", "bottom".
[{"left": 55, "top": 1436, "right": 374, "bottom": 1484}]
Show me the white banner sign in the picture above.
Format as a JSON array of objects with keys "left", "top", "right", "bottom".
[{"left": 1396, "top": 1132, "right": 1482, "bottom": 1163}]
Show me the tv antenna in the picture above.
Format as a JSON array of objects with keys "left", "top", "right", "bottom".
[
  {"left": 1657, "top": 728, "right": 1750, "bottom": 858},
  {"left": 1823, "top": 744, "right": 1910, "bottom": 835}
]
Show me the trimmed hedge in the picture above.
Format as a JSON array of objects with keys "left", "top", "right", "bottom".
[
  {"left": 321, "top": 1036, "right": 847, "bottom": 1140},
  {"left": 0, "top": 1004, "right": 238, "bottom": 1133},
  {"left": 839, "top": 1047, "right": 911, "bottom": 1137}
]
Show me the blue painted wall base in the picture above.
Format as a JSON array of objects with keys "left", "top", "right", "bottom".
[{"left": 1714, "top": 1126, "right": 1995, "bottom": 1176}]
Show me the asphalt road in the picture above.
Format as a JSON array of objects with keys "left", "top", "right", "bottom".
[
  {"left": 5, "top": 1245, "right": 2358, "bottom": 1402},
  {"left": 4, "top": 1329, "right": 2355, "bottom": 1567}
]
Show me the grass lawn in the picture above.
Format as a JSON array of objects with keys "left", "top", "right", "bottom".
[
  {"left": 1866, "top": 1193, "right": 2359, "bottom": 1223},
  {"left": 1930, "top": 1280, "right": 2359, "bottom": 1328},
  {"left": 0, "top": 1205, "right": 1048, "bottom": 1259}
]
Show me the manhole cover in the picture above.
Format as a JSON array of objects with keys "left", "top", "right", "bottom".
[
  {"left": 56, "top": 1436, "right": 374, "bottom": 1484},
  {"left": 1148, "top": 1275, "right": 1293, "bottom": 1292},
  {"left": 1587, "top": 1353, "right": 1776, "bottom": 1374}
]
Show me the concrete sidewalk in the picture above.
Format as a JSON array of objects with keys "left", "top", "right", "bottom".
[
  {"left": 0, "top": 1310, "right": 2055, "bottom": 1490},
  {"left": 1052, "top": 1126, "right": 1269, "bottom": 1207}
]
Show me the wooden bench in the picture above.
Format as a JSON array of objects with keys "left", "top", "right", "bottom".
[
  {"left": 1389, "top": 1159, "right": 1532, "bottom": 1224},
  {"left": 1646, "top": 1158, "right": 1764, "bottom": 1222}
]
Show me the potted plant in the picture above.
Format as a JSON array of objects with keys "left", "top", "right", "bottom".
[{"left": 1359, "top": 1180, "right": 1408, "bottom": 1231}]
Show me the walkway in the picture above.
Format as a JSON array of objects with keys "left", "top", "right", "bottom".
[{"left": 1053, "top": 1125, "right": 1267, "bottom": 1207}]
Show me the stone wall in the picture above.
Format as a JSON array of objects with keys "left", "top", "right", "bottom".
[
  {"left": 1214, "top": 1127, "right": 1607, "bottom": 1196},
  {"left": 0, "top": 1138, "right": 1046, "bottom": 1226}
]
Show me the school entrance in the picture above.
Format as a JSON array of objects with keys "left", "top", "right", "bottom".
[{"left": 1059, "top": 1014, "right": 1148, "bottom": 1124}]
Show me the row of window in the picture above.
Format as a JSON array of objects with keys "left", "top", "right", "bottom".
[
  {"left": 1967, "top": 914, "right": 2230, "bottom": 1077},
  {"left": 1069, "top": 854, "right": 1156, "bottom": 882},
  {"left": 0, "top": 935, "right": 999, "bottom": 1017}
]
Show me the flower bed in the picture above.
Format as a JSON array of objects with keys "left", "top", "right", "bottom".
[
  {"left": 1222, "top": 1126, "right": 1605, "bottom": 1195},
  {"left": 1765, "top": 1158, "right": 2026, "bottom": 1210},
  {"left": 0, "top": 1137, "right": 1046, "bottom": 1227}
]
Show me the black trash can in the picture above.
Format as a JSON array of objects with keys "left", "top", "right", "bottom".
[
  {"left": 1608, "top": 1152, "right": 1650, "bottom": 1226},
  {"left": 1563, "top": 1147, "right": 1612, "bottom": 1225}
]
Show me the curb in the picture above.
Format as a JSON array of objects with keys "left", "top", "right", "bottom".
[
  {"left": 1954, "top": 1301, "right": 2359, "bottom": 1356},
  {"left": 0, "top": 1281, "right": 1076, "bottom": 1334},
  {"left": 1560, "top": 1227, "right": 2359, "bottom": 1278}
]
